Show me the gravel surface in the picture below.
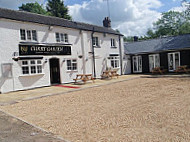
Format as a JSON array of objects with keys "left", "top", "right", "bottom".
[{"left": 1, "top": 77, "right": 190, "bottom": 142}]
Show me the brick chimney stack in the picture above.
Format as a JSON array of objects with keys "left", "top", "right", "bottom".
[{"left": 103, "top": 17, "right": 111, "bottom": 28}]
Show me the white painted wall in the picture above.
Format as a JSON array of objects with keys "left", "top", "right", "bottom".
[
  {"left": 0, "top": 18, "right": 124, "bottom": 93},
  {"left": 123, "top": 55, "right": 131, "bottom": 74}
]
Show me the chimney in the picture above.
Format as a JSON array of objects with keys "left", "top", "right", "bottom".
[
  {"left": 134, "top": 36, "right": 138, "bottom": 42},
  {"left": 103, "top": 17, "right": 111, "bottom": 28}
]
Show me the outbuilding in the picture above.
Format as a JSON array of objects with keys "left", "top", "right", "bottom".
[
  {"left": 124, "top": 34, "right": 190, "bottom": 74},
  {"left": 0, "top": 8, "right": 124, "bottom": 93}
]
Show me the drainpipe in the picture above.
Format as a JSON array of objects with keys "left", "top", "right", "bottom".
[
  {"left": 119, "top": 35, "right": 123, "bottom": 75},
  {"left": 80, "top": 30, "right": 86, "bottom": 74},
  {"left": 91, "top": 27, "right": 96, "bottom": 78}
]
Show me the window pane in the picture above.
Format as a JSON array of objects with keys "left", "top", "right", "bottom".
[
  {"left": 111, "top": 60, "right": 114, "bottom": 68},
  {"left": 72, "top": 63, "right": 77, "bottom": 70},
  {"left": 27, "top": 30, "right": 31, "bottom": 40},
  {"left": 20, "top": 29, "right": 26, "bottom": 40},
  {"left": 169, "top": 54, "right": 174, "bottom": 70},
  {"left": 22, "top": 61, "right": 28, "bottom": 65},
  {"left": 22, "top": 66, "right": 29, "bottom": 74},
  {"left": 175, "top": 53, "right": 180, "bottom": 69},
  {"left": 67, "top": 60, "right": 71, "bottom": 66},
  {"left": 37, "top": 66, "right": 42, "bottom": 73},
  {"left": 31, "top": 66, "right": 36, "bottom": 74},
  {"left": 60, "top": 33, "right": 64, "bottom": 41},
  {"left": 32, "top": 30, "right": 37, "bottom": 41},
  {"left": 37, "top": 60, "right": 42, "bottom": 64},
  {"left": 64, "top": 34, "right": 68, "bottom": 43},
  {"left": 56, "top": 33, "right": 60, "bottom": 42},
  {"left": 95, "top": 37, "right": 98, "bottom": 46},
  {"left": 155, "top": 55, "right": 160, "bottom": 67},
  {"left": 149, "top": 55, "right": 154, "bottom": 71},
  {"left": 30, "top": 60, "right": 35, "bottom": 64}
]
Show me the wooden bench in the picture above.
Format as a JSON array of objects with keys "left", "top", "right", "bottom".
[
  {"left": 101, "top": 69, "right": 119, "bottom": 79},
  {"left": 152, "top": 67, "right": 167, "bottom": 75},
  {"left": 175, "top": 65, "right": 190, "bottom": 73},
  {"left": 110, "top": 70, "right": 119, "bottom": 78},
  {"left": 73, "top": 74, "right": 95, "bottom": 84}
]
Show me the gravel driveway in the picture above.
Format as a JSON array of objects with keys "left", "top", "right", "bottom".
[{"left": 1, "top": 77, "right": 190, "bottom": 142}]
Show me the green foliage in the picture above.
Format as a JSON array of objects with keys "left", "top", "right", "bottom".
[
  {"left": 46, "top": 0, "right": 72, "bottom": 20},
  {"left": 19, "top": 1, "right": 72, "bottom": 20},
  {"left": 19, "top": 2, "right": 47, "bottom": 15},
  {"left": 146, "top": 1, "right": 190, "bottom": 39}
]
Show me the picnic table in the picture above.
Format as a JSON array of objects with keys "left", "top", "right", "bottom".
[
  {"left": 101, "top": 69, "right": 119, "bottom": 79},
  {"left": 175, "top": 65, "right": 190, "bottom": 73},
  {"left": 73, "top": 74, "right": 95, "bottom": 84}
]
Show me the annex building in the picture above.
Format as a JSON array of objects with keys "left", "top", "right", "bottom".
[
  {"left": 124, "top": 34, "right": 190, "bottom": 74},
  {"left": 0, "top": 8, "right": 124, "bottom": 93}
]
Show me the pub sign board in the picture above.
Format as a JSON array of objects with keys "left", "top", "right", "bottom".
[{"left": 19, "top": 44, "right": 71, "bottom": 56}]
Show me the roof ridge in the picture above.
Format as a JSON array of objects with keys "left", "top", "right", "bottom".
[{"left": 0, "top": 7, "right": 121, "bottom": 35}]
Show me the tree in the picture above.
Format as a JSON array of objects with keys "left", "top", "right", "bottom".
[
  {"left": 46, "top": 0, "right": 72, "bottom": 20},
  {"left": 19, "top": 2, "right": 47, "bottom": 15},
  {"left": 146, "top": 10, "right": 190, "bottom": 39}
]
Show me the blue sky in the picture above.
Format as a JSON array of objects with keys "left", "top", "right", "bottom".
[
  {"left": 0, "top": 0, "right": 185, "bottom": 36},
  {"left": 63, "top": 0, "right": 182, "bottom": 12}
]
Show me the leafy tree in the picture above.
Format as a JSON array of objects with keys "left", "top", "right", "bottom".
[
  {"left": 19, "top": 2, "right": 47, "bottom": 15},
  {"left": 145, "top": 0, "right": 190, "bottom": 39},
  {"left": 46, "top": 0, "right": 72, "bottom": 20}
]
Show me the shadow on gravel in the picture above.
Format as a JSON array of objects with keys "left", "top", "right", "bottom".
[
  {"left": 0, "top": 110, "right": 66, "bottom": 142},
  {"left": 141, "top": 73, "right": 190, "bottom": 79}
]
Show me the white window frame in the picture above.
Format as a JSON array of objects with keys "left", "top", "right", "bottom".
[
  {"left": 168, "top": 52, "right": 180, "bottom": 72},
  {"left": 133, "top": 55, "right": 142, "bottom": 73},
  {"left": 109, "top": 56, "right": 120, "bottom": 69},
  {"left": 66, "top": 59, "right": 77, "bottom": 71},
  {"left": 111, "top": 38, "right": 116, "bottom": 48},
  {"left": 21, "top": 60, "right": 43, "bottom": 75},
  {"left": 55, "top": 32, "right": 69, "bottom": 43},
  {"left": 149, "top": 54, "right": 160, "bottom": 72},
  {"left": 93, "top": 37, "right": 99, "bottom": 47},
  {"left": 20, "top": 29, "right": 37, "bottom": 42}
]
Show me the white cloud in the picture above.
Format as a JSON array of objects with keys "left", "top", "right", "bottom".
[
  {"left": 68, "top": 0, "right": 162, "bottom": 37},
  {"left": 0, "top": 0, "right": 44, "bottom": 10},
  {"left": 170, "top": 1, "right": 189, "bottom": 12}
]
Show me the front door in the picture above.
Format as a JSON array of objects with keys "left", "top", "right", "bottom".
[
  {"left": 168, "top": 52, "right": 180, "bottom": 71},
  {"left": 133, "top": 56, "right": 142, "bottom": 73},
  {"left": 149, "top": 54, "right": 160, "bottom": 72},
  {"left": 49, "top": 58, "right": 61, "bottom": 84}
]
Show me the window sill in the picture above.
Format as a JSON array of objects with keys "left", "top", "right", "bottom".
[
  {"left": 19, "top": 73, "right": 45, "bottom": 77},
  {"left": 20, "top": 40, "right": 38, "bottom": 42},
  {"left": 93, "top": 45, "right": 101, "bottom": 48},
  {"left": 66, "top": 70, "right": 78, "bottom": 73},
  {"left": 111, "top": 46, "right": 117, "bottom": 48}
]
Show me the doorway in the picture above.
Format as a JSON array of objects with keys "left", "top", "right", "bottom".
[
  {"left": 133, "top": 56, "right": 142, "bottom": 73},
  {"left": 49, "top": 58, "right": 61, "bottom": 84},
  {"left": 168, "top": 52, "right": 180, "bottom": 71},
  {"left": 149, "top": 54, "right": 160, "bottom": 72}
]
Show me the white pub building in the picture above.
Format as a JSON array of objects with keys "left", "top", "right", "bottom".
[{"left": 0, "top": 8, "right": 125, "bottom": 93}]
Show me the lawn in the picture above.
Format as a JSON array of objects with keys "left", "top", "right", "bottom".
[{"left": 1, "top": 77, "right": 190, "bottom": 142}]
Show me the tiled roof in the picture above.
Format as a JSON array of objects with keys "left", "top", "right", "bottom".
[
  {"left": 0, "top": 7, "right": 122, "bottom": 36},
  {"left": 124, "top": 34, "right": 190, "bottom": 55}
]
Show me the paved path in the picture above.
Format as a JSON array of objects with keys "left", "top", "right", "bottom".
[
  {"left": 0, "top": 110, "right": 66, "bottom": 142},
  {"left": 0, "top": 75, "right": 141, "bottom": 106}
]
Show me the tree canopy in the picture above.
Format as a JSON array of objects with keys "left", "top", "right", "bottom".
[
  {"left": 19, "top": 2, "right": 47, "bottom": 15},
  {"left": 146, "top": 1, "right": 190, "bottom": 39},
  {"left": 46, "top": 0, "right": 71, "bottom": 20},
  {"left": 19, "top": 0, "right": 72, "bottom": 20}
]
